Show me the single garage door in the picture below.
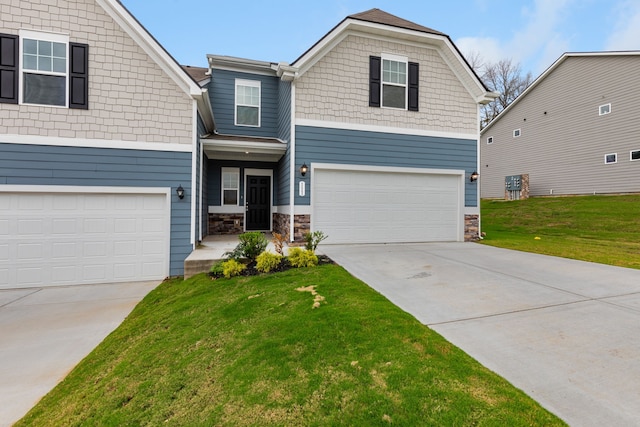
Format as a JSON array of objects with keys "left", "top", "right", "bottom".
[
  {"left": 0, "top": 189, "right": 170, "bottom": 289},
  {"left": 313, "top": 167, "right": 462, "bottom": 244}
]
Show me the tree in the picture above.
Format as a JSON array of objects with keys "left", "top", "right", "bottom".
[{"left": 468, "top": 55, "right": 533, "bottom": 129}]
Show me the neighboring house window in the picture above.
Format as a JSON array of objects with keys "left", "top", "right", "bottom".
[
  {"left": 0, "top": 30, "right": 88, "bottom": 108},
  {"left": 235, "top": 79, "right": 260, "bottom": 127},
  {"left": 630, "top": 150, "right": 640, "bottom": 161},
  {"left": 222, "top": 168, "right": 240, "bottom": 205},
  {"left": 599, "top": 103, "right": 611, "bottom": 115},
  {"left": 487, "top": 136, "right": 494, "bottom": 144},
  {"left": 513, "top": 129, "right": 521, "bottom": 138},
  {"left": 604, "top": 153, "right": 617, "bottom": 164},
  {"left": 369, "top": 55, "right": 418, "bottom": 111}
]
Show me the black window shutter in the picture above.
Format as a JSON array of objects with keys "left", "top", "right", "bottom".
[
  {"left": 369, "top": 55, "right": 381, "bottom": 107},
  {"left": 0, "top": 33, "right": 18, "bottom": 104},
  {"left": 69, "top": 42, "right": 89, "bottom": 109},
  {"left": 408, "top": 61, "right": 419, "bottom": 111}
]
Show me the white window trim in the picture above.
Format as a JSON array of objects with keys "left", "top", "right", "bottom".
[
  {"left": 599, "top": 103, "right": 611, "bottom": 116},
  {"left": 381, "top": 53, "right": 408, "bottom": 110},
  {"left": 486, "top": 136, "right": 494, "bottom": 144},
  {"left": 513, "top": 129, "right": 521, "bottom": 138},
  {"left": 604, "top": 153, "right": 617, "bottom": 164},
  {"left": 221, "top": 167, "right": 240, "bottom": 206},
  {"left": 18, "top": 29, "right": 70, "bottom": 108},
  {"left": 630, "top": 150, "right": 640, "bottom": 162},
  {"left": 234, "top": 79, "right": 261, "bottom": 127}
]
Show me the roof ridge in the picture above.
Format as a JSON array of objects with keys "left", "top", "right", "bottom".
[{"left": 347, "top": 8, "right": 446, "bottom": 36}]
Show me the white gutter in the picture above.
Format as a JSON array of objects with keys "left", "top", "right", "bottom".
[{"left": 289, "top": 81, "right": 297, "bottom": 242}]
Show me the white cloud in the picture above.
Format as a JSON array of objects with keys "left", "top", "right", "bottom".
[
  {"left": 606, "top": 1, "right": 640, "bottom": 50},
  {"left": 455, "top": 36, "right": 505, "bottom": 68}
]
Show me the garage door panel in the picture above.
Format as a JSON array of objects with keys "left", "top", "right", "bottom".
[
  {"left": 313, "top": 169, "right": 461, "bottom": 244},
  {"left": 0, "top": 192, "right": 169, "bottom": 289}
]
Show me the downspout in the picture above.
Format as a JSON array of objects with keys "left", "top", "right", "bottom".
[
  {"left": 199, "top": 126, "right": 204, "bottom": 241},
  {"left": 190, "top": 99, "right": 198, "bottom": 247},
  {"left": 289, "top": 81, "right": 296, "bottom": 242}
]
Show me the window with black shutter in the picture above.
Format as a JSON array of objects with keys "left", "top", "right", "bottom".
[
  {"left": 369, "top": 54, "right": 418, "bottom": 111},
  {"left": 0, "top": 31, "right": 88, "bottom": 108}
]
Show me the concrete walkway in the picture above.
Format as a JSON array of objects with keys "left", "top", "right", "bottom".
[
  {"left": 0, "top": 281, "right": 159, "bottom": 427},
  {"left": 322, "top": 242, "right": 640, "bottom": 427}
]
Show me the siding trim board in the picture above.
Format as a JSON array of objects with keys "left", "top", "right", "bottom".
[{"left": 1, "top": 134, "right": 192, "bottom": 152}]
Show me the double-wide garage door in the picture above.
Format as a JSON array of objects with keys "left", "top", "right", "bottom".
[
  {"left": 313, "top": 167, "right": 463, "bottom": 244},
  {"left": 0, "top": 189, "right": 170, "bottom": 289}
]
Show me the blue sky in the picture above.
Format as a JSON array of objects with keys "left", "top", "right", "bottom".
[{"left": 120, "top": 0, "right": 640, "bottom": 78}]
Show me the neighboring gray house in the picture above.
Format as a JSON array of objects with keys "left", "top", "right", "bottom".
[
  {"left": 203, "top": 8, "right": 497, "bottom": 245},
  {"left": 0, "top": 0, "right": 214, "bottom": 288},
  {"left": 480, "top": 52, "right": 640, "bottom": 199}
]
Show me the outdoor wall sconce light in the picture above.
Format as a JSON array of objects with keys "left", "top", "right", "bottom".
[
  {"left": 300, "top": 163, "right": 308, "bottom": 176},
  {"left": 176, "top": 185, "right": 185, "bottom": 199},
  {"left": 470, "top": 171, "right": 479, "bottom": 182}
]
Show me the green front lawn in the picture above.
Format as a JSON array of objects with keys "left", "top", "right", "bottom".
[
  {"left": 18, "top": 265, "right": 563, "bottom": 426},
  {"left": 480, "top": 195, "right": 640, "bottom": 269}
]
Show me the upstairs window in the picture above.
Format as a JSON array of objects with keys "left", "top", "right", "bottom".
[
  {"left": 599, "top": 103, "right": 611, "bottom": 116},
  {"left": 487, "top": 136, "right": 494, "bottom": 144},
  {"left": 513, "top": 129, "right": 521, "bottom": 138},
  {"left": 235, "top": 79, "right": 260, "bottom": 127},
  {"left": 369, "top": 55, "right": 419, "bottom": 111},
  {"left": 604, "top": 153, "right": 617, "bottom": 164},
  {"left": 0, "top": 30, "right": 88, "bottom": 108},
  {"left": 631, "top": 150, "right": 640, "bottom": 161}
]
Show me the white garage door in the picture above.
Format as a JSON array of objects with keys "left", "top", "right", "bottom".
[
  {"left": 0, "top": 189, "right": 170, "bottom": 289},
  {"left": 313, "top": 167, "right": 462, "bottom": 244}
]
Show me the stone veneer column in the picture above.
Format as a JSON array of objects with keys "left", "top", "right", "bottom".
[{"left": 464, "top": 215, "right": 480, "bottom": 241}]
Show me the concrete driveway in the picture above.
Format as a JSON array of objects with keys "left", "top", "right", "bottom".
[
  {"left": 322, "top": 242, "right": 640, "bottom": 427},
  {"left": 0, "top": 281, "right": 159, "bottom": 427}
]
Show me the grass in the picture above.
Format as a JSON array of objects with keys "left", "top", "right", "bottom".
[
  {"left": 480, "top": 194, "right": 640, "bottom": 269},
  {"left": 18, "top": 265, "right": 563, "bottom": 426}
]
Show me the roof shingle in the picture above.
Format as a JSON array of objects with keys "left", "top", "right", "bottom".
[{"left": 348, "top": 8, "right": 446, "bottom": 36}]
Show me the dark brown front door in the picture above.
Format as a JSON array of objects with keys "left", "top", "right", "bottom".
[{"left": 246, "top": 175, "right": 270, "bottom": 230}]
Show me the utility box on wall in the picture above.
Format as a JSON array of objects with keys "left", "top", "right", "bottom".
[{"left": 505, "top": 174, "right": 530, "bottom": 200}]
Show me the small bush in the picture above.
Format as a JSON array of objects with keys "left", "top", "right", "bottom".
[
  {"left": 256, "top": 252, "right": 283, "bottom": 273},
  {"left": 209, "top": 261, "right": 225, "bottom": 278},
  {"left": 224, "top": 232, "right": 268, "bottom": 261},
  {"left": 288, "top": 247, "right": 318, "bottom": 268},
  {"left": 222, "top": 259, "right": 246, "bottom": 278},
  {"left": 304, "top": 231, "right": 328, "bottom": 251}
]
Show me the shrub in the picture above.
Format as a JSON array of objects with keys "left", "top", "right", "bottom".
[
  {"left": 209, "top": 260, "right": 225, "bottom": 278},
  {"left": 224, "top": 232, "right": 268, "bottom": 261},
  {"left": 222, "top": 259, "right": 246, "bottom": 278},
  {"left": 256, "top": 252, "right": 283, "bottom": 273},
  {"left": 304, "top": 231, "right": 328, "bottom": 251},
  {"left": 288, "top": 247, "right": 318, "bottom": 268},
  {"left": 272, "top": 232, "right": 288, "bottom": 255}
]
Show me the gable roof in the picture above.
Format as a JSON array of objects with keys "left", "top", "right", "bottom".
[
  {"left": 182, "top": 65, "right": 210, "bottom": 85},
  {"left": 348, "top": 8, "right": 446, "bottom": 36},
  {"left": 97, "top": 0, "right": 214, "bottom": 132},
  {"left": 291, "top": 8, "right": 496, "bottom": 105},
  {"left": 481, "top": 51, "right": 640, "bottom": 133}
]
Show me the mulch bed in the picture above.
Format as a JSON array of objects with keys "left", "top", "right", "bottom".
[{"left": 209, "top": 255, "right": 334, "bottom": 279}]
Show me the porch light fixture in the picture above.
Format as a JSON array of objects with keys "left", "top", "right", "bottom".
[
  {"left": 470, "top": 171, "right": 479, "bottom": 182},
  {"left": 176, "top": 185, "right": 185, "bottom": 199},
  {"left": 300, "top": 163, "right": 308, "bottom": 176}
]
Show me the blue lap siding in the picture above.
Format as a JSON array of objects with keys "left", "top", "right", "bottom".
[
  {"left": 294, "top": 126, "right": 478, "bottom": 207},
  {"left": 0, "top": 142, "right": 192, "bottom": 276}
]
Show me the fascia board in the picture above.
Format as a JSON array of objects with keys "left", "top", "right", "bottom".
[
  {"left": 97, "top": 0, "right": 202, "bottom": 97},
  {"left": 203, "top": 140, "right": 287, "bottom": 154}
]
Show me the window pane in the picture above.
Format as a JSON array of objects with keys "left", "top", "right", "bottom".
[
  {"left": 382, "top": 84, "right": 405, "bottom": 108},
  {"left": 632, "top": 151, "right": 640, "bottom": 161},
  {"left": 53, "top": 42, "right": 66, "bottom": 58},
  {"left": 24, "top": 39, "right": 38, "bottom": 55},
  {"left": 223, "top": 189, "right": 238, "bottom": 205},
  {"left": 38, "top": 40, "right": 52, "bottom": 56},
  {"left": 23, "top": 54, "right": 38, "bottom": 70},
  {"left": 38, "top": 56, "right": 52, "bottom": 72},
  {"left": 53, "top": 58, "right": 66, "bottom": 73},
  {"left": 23, "top": 73, "right": 66, "bottom": 106},
  {"left": 237, "top": 105, "right": 259, "bottom": 126}
]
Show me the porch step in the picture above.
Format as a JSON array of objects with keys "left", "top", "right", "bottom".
[{"left": 184, "top": 258, "right": 219, "bottom": 280}]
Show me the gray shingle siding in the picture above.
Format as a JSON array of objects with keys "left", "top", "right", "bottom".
[
  {"left": 208, "top": 69, "right": 279, "bottom": 137},
  {"left": 0, "top": 142, "right": 192, "bottom": 276},
  {"left": 481, "top": 55, "right": 640, "bottom": 198},
  {"left": 295, "top": 126, "right": 478, "bottom": 206}
]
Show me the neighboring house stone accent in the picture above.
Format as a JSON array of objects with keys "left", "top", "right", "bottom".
[
  {"left": 295, "top": 34, "right": 477, "bottom": 135},
  {"left": 0, "top": 0, "right": 193, "bottom": 145},
  {"left": 209, "top": 213, "right": 244, "bottom": 234},
  {"left": 464, "top": 214, "right": 480, "bottom": 242}
]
